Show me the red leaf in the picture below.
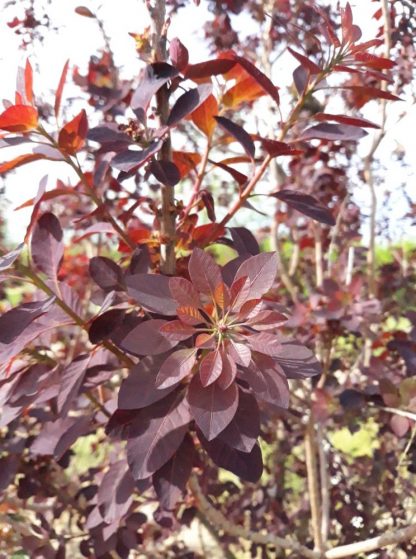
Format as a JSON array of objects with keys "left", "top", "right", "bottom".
[
  {"left": 75, "top": 6, "right": 95, "bottom": 17},
  {"left": 248, "top": 332, "right": 282, "bottom": 356},
  {"left": 222, "top": 76, "right": 265, "bottom": 108},
  {"left": 177, "top": 305, "right": 204, "bottom": 326},
  {"left": 247, "top": 310, "right": 288, "bottom": 330},
  {"left": 58, "top": 109, "right": 88, "bottom": 154},
  {"left": 156, "top": 348, "right": 197, "bottom": 389},
  {"left": 190, "top": 94, "right": 218, "bottom": 137},
  {"left": 234, "top": 252, "right": 278, "bottom": 299},
  {"left": 341, "top": 86, "right": 401, "bottom": 108},
  {"left": 24, "top": 59, "right": 34, "bottom": 105},
  {"left": 215, "top": 116, "right": 255, "bottom": 160},
  {"left": 287, "top": 47, "right": 321, "bottom": 74},
  {"left": 187, "top": 375, "right": 239, "bottom": 440},
  {"left": 185, "top": 59, "right": 236, "bottom": 80},
  {"left": 169, "top": 277, "right": 200, "bottom": 308},
  {"left": 0, "top": 153, "right": 45, "bottom": 174},
  {"left": 217, "top": 351, "right": 237, "bottom": 390},
  {"left": 232, "top": 55, "right": 280, "bottom": 105},
  {"left": 314, "top": 112, "right": 380, "bottom": 129},
  {"left": 192, "top": 223, "right": 226, "bottom": 247},
  {"left": 159, "top": 320, "right": 195, "bottom": 342},
  {"left": 54, "top": 59, "right": 70, "bottom": 118},
  {"left": 199, "top": 350, "right": 223, "bottom": 387},
  {"left": 172, "top": 151, "right": 201, "bottom": 177},
  {"left": 270, "top": 189, "right": 336, "bottom": 226},
  {"left": 169, "top": 38, "right": 189, "bottom": 72},
  {"left": 0, "top": 105, "right": 38, "bottom": 133},
  {"left": 353, "top": 52, "right": 395, "bottom": 70},
  {"left": 209, "top": 159, "right": 248, "bottom": 185},
  {"left": 188, "top": 247, "right": 222, "bottom": 297},
  {"left": 228, "top": 340, "right": 251, "bottom": 367}
]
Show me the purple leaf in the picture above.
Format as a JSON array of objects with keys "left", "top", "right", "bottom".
[
  {"left": 111, "top": 141, "right": 163, "bottom": 172},
  {"left": 299, "top": 122, "right": 367, "bottom": 142},
  {"left": 188, "top": 248, "right": 222, "bottom": 297},
  {"left": 234, "top": 252, "right": 278, "bottom": 299},
  {"left": 0, "top": 297, "right": 55, "bottom": 344},
  {"left": 274, "top": 340, "right": 322, "bottom": 378},
  {"left": 89, "top": 256, "right": 125, "bottom": 291},
  {"left": 230, "top": 227, "right": 260, "bottom": 256},
  {"left": 153, "top": 434, "right": 195, "bottom": 510},
  {"left": 119, "top": 319, "right": 178, "bottom": 356},
  {"left": 131, "top": 63, "right": 179, "bottom": 118},
  {"left": 248, "top": 332, "right": 282, "bottom": 356},
  {"left": 218, "top": 389, "right": 260, "bottom": 452},
  {"left": 127, "top": 391, "right": 191, "bottom": 479},
  {"left": 148, "top": 160, "right": 181, "bottom": 187},
  {"left": 270, "top": 189, "right": 336, "bottom": 226},
  {"left": 169, "top": 277, "right": 200, "bottom": 308},
  {"left": 126, "top": 274, "right": 177, "bottom": 315},
  {"left": 97, "top": 460, "right": 135, "bottom": 523},
  {"left": 156, "top": 349, "right": 198, "bottom": 389},
  {"left": 187, "top": 375, "right": 239, "bottom": 441},
  {"left": 159, "top": 320, "right": 196, "bottom": 342},
  {"left": 0, "top": 455, "right": 19, "bottom": 492},
  {"left": 31, "top": 213, "right": 64, "bottom": 281},
  {"left": 0, "top": 243, "right": 24, "bottom": 272},
  {"left": 227, "top": 340, "right": 251, "bottom": 367},
  {"left": 214, "top": 116, "right": 255, "bottom": 160},
  {"left": 167, "top": 84, "right": 213, "bottom": 127},
  {"left": 30, "top": 417, "right": 90, "bottom": 460},
  {"left": 118, "top": 354, "right": 178, "bottom": 409},
  {"left": 57, "top": 354, "right": 91, "bottom": 415},
  {"left": 199, "top": 435, "right": 263, "bottom": 482},
  {"left": 246, "top": 354, "right": 290, "bottom": 408}
]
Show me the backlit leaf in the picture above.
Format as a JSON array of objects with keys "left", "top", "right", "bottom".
[
  {"left": 185, "top": 59, "right": 236, "bottom": 80},
  {"left": 54, "top": 59, "right": 70, "bottom": 118},
  {"left": 0, "top": 105, "right": 38, "bottom": 133},
  {"left": 314, "top": 112, "right": 380, "bottom": 129},
  {"left": 232, "top": 55, "right": 280, "bottom": 105},
  {"left": 0, "top": 153, "right": 45, "bottom": 174},
  {"left": 190, "top": 94, "right": 218, "bottom": 137},
  {"left": 58, "top": 109, "right": 88, "bottom": 154},
  {"left": 169, "top": 38, "right": 189, "bottom": 72}
]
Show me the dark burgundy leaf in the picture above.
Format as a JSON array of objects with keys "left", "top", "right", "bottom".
[
  {"left": 293, "top": 65, "right": 309, "bottom": 95},
  {"left": 219, "top": 389, "right": 259, "bottom": 452},
  {"left": 270, "top": 189, "right": 336, "bottom": 226},
  {"left": 111, "top": 141, "right": 163, "bottom": 172},
  {"left": 188, "top": 247, "right": 222, "bottom": 297},
  {"left": 314, "top": 112, "right": 380, "bottom": 129},
  {"left": 97, "top": 460, "right": 135, "bottom": 523},
  {"left": 128, "top": 246, "right": 151, "bottom": 275},
  {"left": 234, "top": 252, "right": 277, "bottom": 299},
  {"left": 159, "top": 320, "right": 196, "bottom": 342},
  {"left": 148, "top": 160, "right": 181, "bottom": 187},
  {"left": 0, "top": 243, "right": 24, "bottom": 272},
  {"left": 169, "top": 38, "right": 189, "bottom": 72},
  {"left": 89, "top": 256, "right": 125, "bottom": 292},
  {"left": 200, "top": 435, "right": 263, "bottom": 482},
  {"left": 260, "top": 138, "right": 303, "bottom": 157},
  {"left": 230, "top": 227, "right": 260, "bottom": 256},
  {"left": 184, "top": 59, "right": 236, "bottom": 80},
  {"left": 209, "top": 159, "right": 248, "bottom": 185},
  {"left": 30, "top": 417, "right": 90, "bottom": 460},
  {"left": 0, "top": 455, "right": 19, "bottom": 492},
  {"left": 247, "top": 354, "right": 290, "bottom": 408},
  {"left": 119, "top": 318, "right": 178, "bottom": 356},
  {"left": 88, "top": 125, "right": 132, "bottom": 147},
  {"left": 127, "top": 391, "right": 191, "bottom": 479},
  {"left": 187, "top": 375, "right": 239, "bottom": 441},
  {"left": 153, "top": 434, "right": 195, "bottom": 510},
  {"left": 233, "top": 55, "right": 280, "bottom": 105},
  {"left": 214, "top": 116, "right": 255, "bottom": 160},
  {"left": 299, "top": 122, "right": 368, "bottom": 141},
  {"left": 200, "top": 190, "right": 216, "bottom": 222},
  {"left": 31, "top": 213, "right": 64, "bottom": 281},
  {"left": 89, "top": 309, "right": 125, "bottom": 344},
  {"left": 274, "top": 339, "right": 322, "bottom": 378},
  {"left": 167, "top": 84, "right": 212, "bottom": 127},
  {"left": 126, "top": 274, "right": 177, "bottom": 315},
  {"left": 0, "top": 297, "right": 55, "bottom": 344},
  {"left": 156, "top": 349, "right": 197, "bottom": 389}
]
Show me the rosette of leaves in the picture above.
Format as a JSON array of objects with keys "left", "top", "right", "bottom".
[{"left": 106, "top": 244, "right": 321, "bottom": 505}]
